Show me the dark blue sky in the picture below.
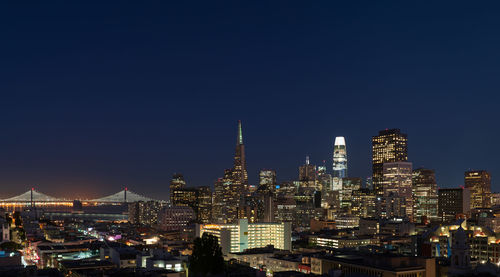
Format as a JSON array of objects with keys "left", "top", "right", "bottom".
[{"left": 0, "top": 2, "right": 499, "bottom": 199}]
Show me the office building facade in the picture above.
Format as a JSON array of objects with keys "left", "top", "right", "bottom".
[
  {"left": 169, "top": 173, "right": 186, "bottom": 203},
  {"left": 259, "top": 170, "right": 277, "bottom": 193},
  {"left": 299, "top": 156, "right": 317, "bottom": 189},
  {"left": 438, "top": 187, "right": 471, "bottom": 222},
  {"left": 464, "top": 170, "right": 491, "bottom": 209},
  {"left": 412, "top": 168, "right": 438, "bottom": 222},
  {"left": 382, "top": 162, "right": 413, "bottom": 220},
  {"left": 372, "top": 129, "right": 408, "bottom": 196},
  {"left": 158, "top": 206, "right": 195, "bottom": 231}
]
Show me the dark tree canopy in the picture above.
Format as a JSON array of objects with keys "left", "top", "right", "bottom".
[
  {"left": 189, "top": 233, "right": 224, "bottom": 276},
  {"left": 0, "top": 241, "right": 21, "bottom": 251},
  {"left": 13, "top": 212, "right": 22, "bottom": 227}
]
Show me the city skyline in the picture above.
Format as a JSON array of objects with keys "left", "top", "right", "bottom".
[
  {"left": 1, "top": 3, "right": 500, "bottom": 198},
  {"left": 3, "top": 3, "right": 500, "bottom": 276},
  {"left": 0, "top": 121, "right": 495, "bottom": 200}
]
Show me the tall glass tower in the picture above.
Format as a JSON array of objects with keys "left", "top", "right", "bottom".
[
  {"left": 233, "top": 120, "right": 248, "bottom": 195},
  {"left": 332, "top": 136, "right": 347, "bottom": 178}
]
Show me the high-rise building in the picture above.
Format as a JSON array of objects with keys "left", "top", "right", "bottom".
[
  {"left": 340, "top": 177, "right": 362, "bottom": 210},
  {"left": 259, "top": 170, "right": 277, "bottom": 193},
  {"left": 213, "top": 169, "right": 240, "bottom": 223},
  {"left": 275, "top": 181, "right": 297, "bottom": 223},
  {"left": 169, "top": 173, "right": 186, "bottom": 203},
  {"left": 262, "top": 193, "right": 275, "bottom": 223},
  {"left": 365, "top": 177, "right": 373, "bottom": 190},
  {"left": 317, "top": 165, "right": 327, "bottom": 176},
  {"left": 171, "top": 186, "right": 212, "bottom": 223},
  {"left": 464, "top": 170, "right": 491, "bottom": 209},
  {"left": 332, "top": 136, "right": 347, "bottom": 178},
  {"left": 197, "top": 186, "right": 212, "bottom": 224},
  {"left": 128, "top": 201, "right": 164, "bottom": 225},
  {"left": 299, "top": 156, "right": 317, "bottom": 189},
  {"left": 382, "top": 162, "right": 413, "bottom": 220},
  {"left": 233, "top": 120, "right": 248, "bottom": 195},
  {"left": 372, "top": 129, "right": 408, "bottom": 196},
  {"left": 412, "top": 168, "right": 438, "bottom": 222},
  {"left": 317, "top": 164, "right": 331, "bottom": 189},
  {"left": 171, "top": 188, "right": 198, "bottom": 211},
  {"left": 319, "top": 169, "right": 333, "bottom": 207},
  {"left": 491, "top": 193, "right": 500, "bottom": 206},
  {"left": 237, "top": 195, "right": 259, "bottom": 223},
  {"left": 351, "top": 188, "right": 376, "bottom": 218},
  {"left": 212, "top": 177, "right": 225, "bottom": 222},
  {"left": 158, "top": 206, "right": 195, "bottom": 231},
  {"left": 438, "top": 187, "right": 471, "bottom": 222}
]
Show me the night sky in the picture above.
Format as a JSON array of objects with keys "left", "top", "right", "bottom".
[{"left": 1, "top": 2, "right": 499, "bottom": 200}]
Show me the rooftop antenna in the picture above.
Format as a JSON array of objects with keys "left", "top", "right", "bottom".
[{"left": 306, "top": 156, "right": 310, "bottom": 165}]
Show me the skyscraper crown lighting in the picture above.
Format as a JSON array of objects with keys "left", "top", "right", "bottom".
[{"left": 333, "top": 136, "right": 347, "bottom": 179}]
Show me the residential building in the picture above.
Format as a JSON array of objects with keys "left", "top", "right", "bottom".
[
  {"left": 196, "top": 219, "right": 291, "bottom": 254},
  {"left": 128, "top": 201, "right": 164, "bottom": 225}
]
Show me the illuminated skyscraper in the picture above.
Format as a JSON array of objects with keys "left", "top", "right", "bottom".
[
  {"left": 259, "top": 170, "right": 277, "bottom": 193},
  {"left": 464, "top": 170, "right": 491, "bottom": 209},
  {"left": 233, "top": 120, "right": 248, "bottom": 195},
  {"left": 128, "top": 201, "right": 164, "bottom": 225},
  {"left": 372, "top": 129, "right": 408, "bottom": 196},
  {"left": 197, "top": 186, "right": 212, "bottom": 224},
  {"left": 382, "top": 162, "right": 413, "bottom": 220},
  {"left": 171, "top": 185, "right": 212, "bottom": 223},
  {"left": 332, "top": 136, "right": 347, "bottom": 178},
  {"left": 212, "top": 177, "right": 225, "bottom": 222},
  {"left": 169, "top": 173, "right": 186, "bottom": 203},
  {"left": 340, "top": 177, "right": 362, "bottom": 210},
  {"left": 317, "top": 165, "right": 332, "bottom": 193},
  {"left": 212, "top": 169, "right": 239, "bottom": 223},
  {"left": 412, "top": 168, "right": 438, "bottom": 223},
  {"left": 299, "top": 156, "right": 317, "bottom": 188},
  {"left": 222, "top": 169, "right": 240, "bottom": 223}
]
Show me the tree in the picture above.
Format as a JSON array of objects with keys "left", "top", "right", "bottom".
[
  {"left": 13, "top": 212, "right": 22, "bottom": 227},
  {"left": 16, "top": 228, "right": 26, "bottom": 242},
  {"left": 5, "top": 214, "right": 12, "bottom": 225},
  {"left": 0, "top": 241, "right": 21, "bottom": 251},
  {"left": 189, "top": 233, "right": 224, "bottom": 276}
]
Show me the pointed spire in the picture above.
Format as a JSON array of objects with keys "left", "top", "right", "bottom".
[{"left": 237, "top": 120, "right": 243, "bottom": 145}]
